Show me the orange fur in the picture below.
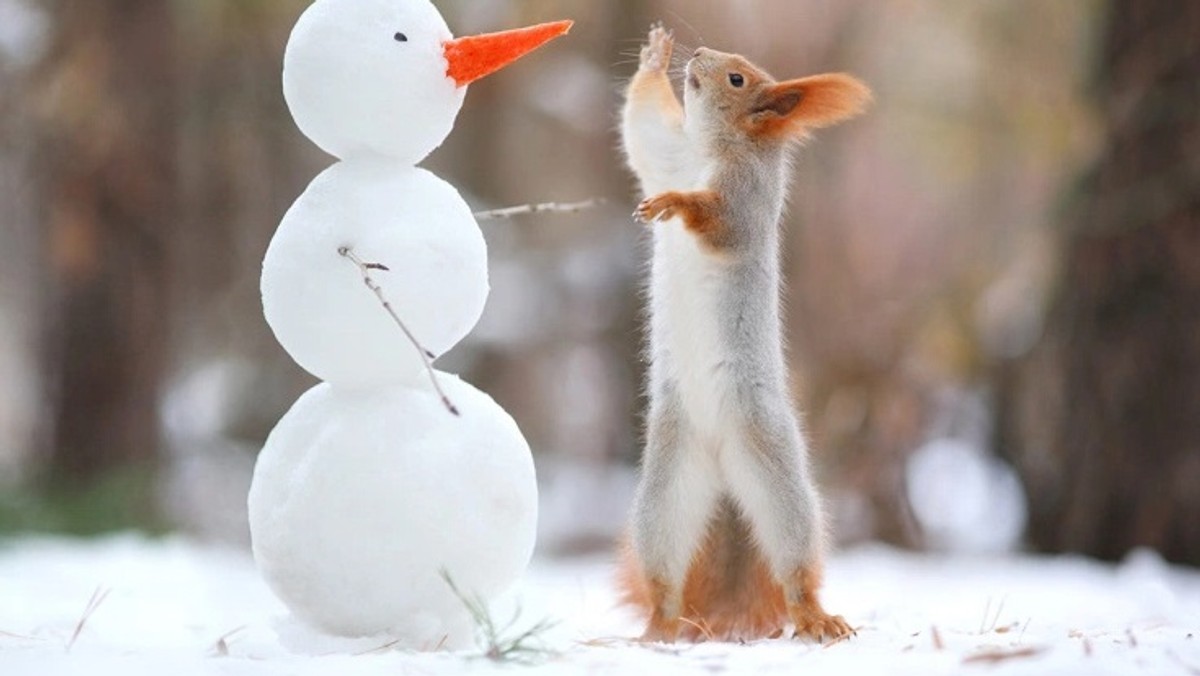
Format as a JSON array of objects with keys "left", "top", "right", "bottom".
[
  {"left": 787, "top": 565, "right": 854, "bottom": 642},
  {"left": 745, "top": 73, "right": 872, "bottom": 140},
  {"left": 618, "top": 501, "right": 792, "bottom": 641},
  {"left": 635, "top": 190, "right": 730, "bottom": 252},
  {"left": 629, "top": 69, "right": 683, "bottom": 126}
]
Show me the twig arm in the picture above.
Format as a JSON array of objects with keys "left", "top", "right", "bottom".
[
  {"left": 473, "top": 198, "right": 605, "bottom": 221},
  {"left": 338, "top": 246, "right": 459, "bottom": 417}
]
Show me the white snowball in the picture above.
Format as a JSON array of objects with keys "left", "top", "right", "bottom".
[
  {"left": 248, "top": 375, "right": 538, "bottom": 643},
  {"left": 262, "top": 159, "right": 488, "bottom": 389},
  {"left": 906, "top": 437, "right": 1027, "bottom": 553},
  {"left": 284, "top": 0, "right": 465, "bottom": 163}
]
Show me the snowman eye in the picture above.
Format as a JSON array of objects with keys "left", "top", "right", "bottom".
[{"left": 394, "top": 32, "right": 408, "bottom": 42}]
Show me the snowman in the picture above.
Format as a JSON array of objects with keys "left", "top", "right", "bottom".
[{"left": 249, "top": 0, "right": 570, "bottom": 647}]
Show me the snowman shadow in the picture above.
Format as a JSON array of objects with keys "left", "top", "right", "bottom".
[{"left": 272, "top": 612, "right": 473, "bottom": 655}]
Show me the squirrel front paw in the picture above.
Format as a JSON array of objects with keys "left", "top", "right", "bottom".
[
  {"left": 634, "top": 193, "right": 679, "bottom": 224},
  {"left": 639, "top": 22, "right": 674, "bottom": 73}
]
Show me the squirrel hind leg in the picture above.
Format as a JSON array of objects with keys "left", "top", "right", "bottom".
[
  {"left": 616, "top": 543, "right": 684, "bottom": 643},
  {"left": 641, "top": 577, "right": 686, "bottom": 642},
  {"left": 679, "top": 499, "right": 790, "bottom": 641},
  {"left": 784, "top": 565, "right": 855, "bottom": 643}
]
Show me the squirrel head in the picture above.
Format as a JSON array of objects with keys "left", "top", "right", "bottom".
[{"left": 683, "top": 47, "right": 871, "bottom": 148}]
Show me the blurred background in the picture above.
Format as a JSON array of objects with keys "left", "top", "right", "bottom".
[{"left": 0, "top": 0, "right": 1196, "bottom": 566}]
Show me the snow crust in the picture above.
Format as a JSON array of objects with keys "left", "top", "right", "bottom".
[
  {"left": 247, "top": 375, "right": 537, "bottom": 643},
  {"left": 2, "top": 536, "right": 1197, "bottom": 676}
]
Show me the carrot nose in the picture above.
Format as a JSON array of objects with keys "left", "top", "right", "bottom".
[{"left": 444, "top": 20, "right": 573, "bottom": 88}]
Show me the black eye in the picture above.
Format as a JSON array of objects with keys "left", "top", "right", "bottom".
[
  {"left": 729, "top": 73, "right": 745, "bottom": 88},
  {"left": 394, "top": 32, "right": 408, "bottom": 42}
]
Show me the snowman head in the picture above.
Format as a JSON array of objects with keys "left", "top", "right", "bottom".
[{"left": 283, "top": 0, "right": 571, "bottom": 164}]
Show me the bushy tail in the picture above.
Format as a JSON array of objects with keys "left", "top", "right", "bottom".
[{"left": 616, "top": 498, "right": 789, "bottom": 641}]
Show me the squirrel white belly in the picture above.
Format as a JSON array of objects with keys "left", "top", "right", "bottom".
[{"left": 618, "top": 23, "right": 871, "bottom": 643}]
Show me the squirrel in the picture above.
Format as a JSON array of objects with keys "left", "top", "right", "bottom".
[{"left": 617, "top": 24, "right": 871, "bottom": 643}]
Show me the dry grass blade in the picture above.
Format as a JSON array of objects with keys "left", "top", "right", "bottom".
[
  {"left": 338, "top": 246, "right": 459, "bottom": 416},
  {"left": 678, "top": 616, "right": 716, "bottom": 643},
  {"left": 473, "top": 198, "right": 605, "bottom": 221},
  {"left": 977, "top": 597, "right": 1006, "bottom": 635},
  {"left": 1016, "top": 618, "right": 1031, "bottom": 644},
  {"left": 66, "top": 586, "right": 111, "bottom": 652},
  {"left": 576, "top": 636, "right": 634, "bottom": 649},
  {"left": 209, "top": 626, "right": 246, "bottom": 657},
  {"left": 962, "top": 646, "right": 1045, "bottom": 664},
  {"left": 353, "top": 638, "right": 403, "bottom": 656},
  {"left": 931, "top": 625, "right": 945, "bottom": 651},
  {"left": 440, "top": 569, "right": 559, "bottom": 665},
  {"left": 1167, "top": 649, "right": 1200, "bottom": 676},
  {"left": 822, "top": 629, "right": 856, "bottom": 649}
]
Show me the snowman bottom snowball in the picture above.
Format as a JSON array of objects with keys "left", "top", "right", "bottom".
[{"left": 248, "top": 375, "right": 537, "bottom": 642}]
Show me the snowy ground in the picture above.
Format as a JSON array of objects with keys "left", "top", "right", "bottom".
[{"left": 1, "top": 535, "right": 1198, "bottom": 675}]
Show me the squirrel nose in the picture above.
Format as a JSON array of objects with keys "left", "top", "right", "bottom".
[{"left": 693, "top": 48, "right": 704, "bottom": 58}]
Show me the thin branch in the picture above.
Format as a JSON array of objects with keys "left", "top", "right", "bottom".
[
  {"left": 338, "top": 247, "right": 459, "bottom": 417},
  {"left": 473, "top": 198, "right": 605, "bottom": 221}
]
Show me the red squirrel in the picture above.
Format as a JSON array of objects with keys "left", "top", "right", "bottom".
[{"left": 618, "top": 24, "right": 871, "bottom": 643}]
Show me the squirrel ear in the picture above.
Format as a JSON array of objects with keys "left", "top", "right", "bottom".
[{"left": 749, "top": 73, "right": 872, "bottom": 139}]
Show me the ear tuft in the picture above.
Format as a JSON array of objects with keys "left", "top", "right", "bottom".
[{"left": 749, "top": 73, "right": 872, "bottom": 139}]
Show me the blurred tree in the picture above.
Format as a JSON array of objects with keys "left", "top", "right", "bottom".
[
  {"left": 30, "top": 0, "right": 178, "bottom": 526},
  {"left": 998, "top": 0, "right": 1200, "bottom": 565}
]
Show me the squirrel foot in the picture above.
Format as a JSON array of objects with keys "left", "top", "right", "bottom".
[
  {"left": 640, "top": 22, "right": 674, "bottom": 73},
  {"left": 639, "top": 615, "right": 681, "bottom": 644},
  {"left": 790, "top": 608, "right": 855, "bottom": 644},
  {"left": 786, "top": 565, "right": 856, "bottom": 644}
]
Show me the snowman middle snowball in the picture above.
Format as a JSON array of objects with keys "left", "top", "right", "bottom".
[{"left": 262, "top": 159, "right": 487, "bottom": 388}]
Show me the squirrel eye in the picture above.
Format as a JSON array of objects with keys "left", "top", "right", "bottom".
[
  {"left": 729, "top": 73, "right": 745, "bottom": 88},
  {"left": 394, "top": 32, "right": 408, "bottom": 42}
]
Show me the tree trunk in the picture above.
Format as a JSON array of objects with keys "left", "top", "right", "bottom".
[
  {"left": 997, "top": 0, "right": 1200, "bottom": 564},
  {"left": 34, "top": 0, "right": 177, "bottom": 500}
]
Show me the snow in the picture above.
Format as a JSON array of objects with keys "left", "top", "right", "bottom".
[
  {"left": 284, "top": 0, "right": 464, "bottom": 163},
  {"left": 247, "top": 376, "right": 536, "bottom": 643},
  {"left": 261, "top": 160, "right": 488, "bottom": 388},
  {"left": 906, "top": 437, "right": 1026, "bottom": 552},
  {"left": 0, "top": 0, "right": 48, "bottom": 68},
  {"left": 2, "top": 535, "right": 1197, "bottom": 676}
]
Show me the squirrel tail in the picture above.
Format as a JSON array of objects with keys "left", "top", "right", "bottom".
[{"left": 617, "top": 498, "right": 789, "bottom": 641}]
